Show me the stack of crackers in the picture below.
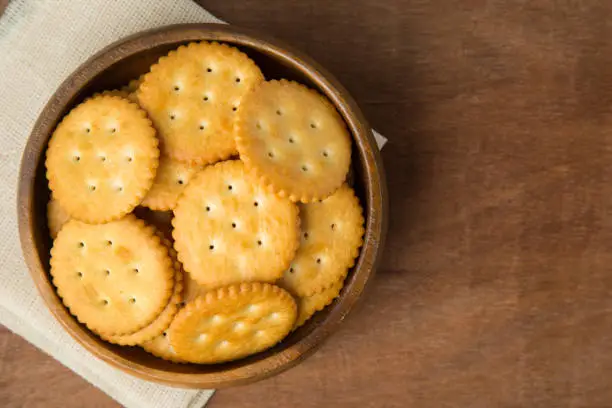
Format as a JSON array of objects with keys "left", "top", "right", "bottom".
[{"left": 45, "top": 42, "right": 364, "bottom": 364}]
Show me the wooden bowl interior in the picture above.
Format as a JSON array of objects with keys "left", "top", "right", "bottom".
[{"left": 24, "top": 25, "right": 383, "bottom": 387}]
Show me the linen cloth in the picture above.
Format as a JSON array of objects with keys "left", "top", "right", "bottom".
[{"left": 0, "top": 1, "right": 387, "bottom": 407}]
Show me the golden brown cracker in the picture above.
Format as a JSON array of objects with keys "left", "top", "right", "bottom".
[
  {"left": 278, "top": 184, "right": 364, "bottom": 297},
  {"left": 137, "top": 41, "right": 264, "bottom": 165},
  {"left": 141, "top": 268, "right": 206, "bottom": 358},
  {"left": 50, "top": 215, "right": 174, "bottom": 335},
  {"left": 172, "top": 160, "right": 299, "bottom": 288},
  {"left": 47, "top": 198, "right": 71, "bottom": 239},
  {"left": 46, "top": 95, "right": 159, "bottom": 224},
  {"left": 141, "top": 330, "right": 186, "bottom": 363},
  {"left": 102, "top": 238, "right": 184, "bottom": 345},
  {"left": 236, "top": 79, "right": 352, "bottom": 203},
  {"left": 169, "top": 282, "right": 296, "bottom": 364},
  {"left": 141, "top": 156, "right": 203, "bottom": 211},
  {"left": 294, "top": 278, "right": 345, "bottom": 329}
]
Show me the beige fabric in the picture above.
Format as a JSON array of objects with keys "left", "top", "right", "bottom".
[
  {"left": 0, "top": 1, "right": 220, "bottom": 407},
  {"left": 0, "top": 0, "right": 386, "bottom": 407}
]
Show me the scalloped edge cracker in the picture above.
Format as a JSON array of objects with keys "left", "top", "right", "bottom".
[
  {"left": 236, "top": 79, "right": 351, "bottom": 203},
  {"left": 169, "top": 282, "right": 296, "bottom": 364},
  {"left": 294, "top": 277, "right": 345, "bottom": 329},
  {"left": 102, "top": 237, "right": 183, "bottom": 345},
  {"left": 50, "top": 215, "right": 174, "bottom": 335},
  {"left": 137, "top": 41, "right": 264, "bottom": 165},
  {"left": 172, "top": 160, "right": 299, "bottom": 289},
  {"left": 46, "top": 94, "right": 159, "bottom": 224},
  {"left": 278, "top": 184, "right": 364, "bottom": 296},
  {"left": 141, "top": 156, "right": 203, "bottom": 211}
]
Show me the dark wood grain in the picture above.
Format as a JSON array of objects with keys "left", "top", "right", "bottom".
[
  {"left": 4, "top": 0, "right": 612, "bottom": 406},
  {"left": 0, "top": 327, "right": 119, "bottom": 408},
  {"left": 208, "top": 0, "right": 612, "bottom": 406}
]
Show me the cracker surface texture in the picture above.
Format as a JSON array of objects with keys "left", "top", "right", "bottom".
[
  {"left": 103, "top": 238, "right": 184, "bottom": 345},
  {"left": 142, "top": 330, "right": 186, "bottom": 363},
  {"left": 279, "top": 184, "right": 364, "bottom": 296},
  {"left": 173, "top": 160, "right": 299, "bottom": 288},
  {"left": 294, "top": 277, "right": 345, "bottom": 329},
  {"left": 137, "top": 41, "right": 264, "bottom": 165},
  {"left": 141, "top": 156, "right": 202, "bottom": 210},
  {"left": 236, "top": 79, "right": 352, "bottom": 202},
  {"left": 50, "top": 216, "right": 174, "bottom": 335},
  {"left": 169, "top": 282, "right": 296, "bottom": 364},
  {"left": 46, "top": 95, "right": 159, "bottom": 223}
]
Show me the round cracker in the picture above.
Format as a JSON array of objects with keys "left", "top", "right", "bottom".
[
  {"left": 102, "top": 239, "right": 184, "bottom": 345},
  {"left": 141, "top": 156, "right": 203, "bottom": 211},
  {"left": 46, "top": 95, "right": 159, "bottom": 224},
  {"left": 278, "top": 184, "right": 364, "bottom": 297},
  {"left": 50, "top": 215, "right": 174, "bottom": 335},
  {"left": 47, "top": 198, "right": 71, "bottom": 239},
  {"left": 169, "top": 282, "right": 296, "bottom": 364},
  {"left": 294, "top": 278, "right": 345, "bottom": 329},
  {"left": 137, "top": 41, "right": 264, "bottom": 165},
  {"left": 236, "top": 80, "right": 352, "bottom": 203},
  {"left": 173, "top": 160, "right": 299, "bottom": 288}
]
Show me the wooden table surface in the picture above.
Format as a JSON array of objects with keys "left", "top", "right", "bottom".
[{"left": 3, "top": 0, "right": 612, "bottom": 407}]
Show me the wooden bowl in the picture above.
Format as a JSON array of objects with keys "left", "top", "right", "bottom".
[{"left": 17, "top": 24, "right": 387, "bottom": 388}]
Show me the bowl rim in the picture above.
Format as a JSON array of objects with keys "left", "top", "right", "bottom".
[{"left": 17, "top": 23, "right": 388, "bottom": 388}]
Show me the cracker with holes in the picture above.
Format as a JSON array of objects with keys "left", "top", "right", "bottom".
[
  {"left": 141, "top": 156, "right": 203, "bottom": 211},
  {"left": 295, "top": 277, "right": 345, "bottom": 329},
  {"left": 46, "top": 95, "right": 159, "bottom": 224},
  {"left": 173, "top": 160, "right": 300, "bottom": 288},
  {"left": 47, "top": 198, "right": 71, "bottom": 239},
  {"left": 137, "top": 42, "right": 264, "bottom": 165},
  {"left": 169, "top": 282, "right": 296, "bottom": 364},
  {"left": 103, "top": 237, "right": 184, "bottom": 345},
  {"left": 236, "top": 79, "right": 352, "bottom": 203},
  {"left": 278, "top": 184, "right": 364, "bottom": 297},
  {"left": 50, "top": 215, "right": 174, "bottom": 335}
]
